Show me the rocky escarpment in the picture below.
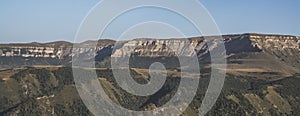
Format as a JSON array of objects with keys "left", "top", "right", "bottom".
[
  {"left": 111, "top": 33, "right": 299, "bottom": 59},
  {"left": 0, "top": 40, "right": 115, "bottom": 59},
  {"left": 0, "top": 40, "right": 115, "bottom": 68},
  {"left": 249, "top": 34, "right": 300, "bottom": 66},
  {"left": 0, "top": 33, "right": 299, "bottom": 68},
  {"left": 223, "top": 34, "right": 300, "bottom": 67}
]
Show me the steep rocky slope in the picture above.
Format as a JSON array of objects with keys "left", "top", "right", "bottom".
[
  {"left": 0, "top": 33, "right": 298, "bottom": 63},
  {"left": 0, "top": 33, "right": 298, "bottom": 57},
  {"left": 0, "top": 33, "right": 299, "bottom": 78},
  {"left": 0, "top": 33, "right": 300, "bottom": 115}
]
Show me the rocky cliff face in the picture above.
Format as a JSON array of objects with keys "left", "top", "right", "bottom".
[
  {"left": 0, "top": 33, "right": 299, "bottom": 68},
  {"left": 112, "top": 39, "right": 204, "bottom": 57},
  {"left": 111, "top": 34, "right": 300, "bottom": 60},
  {"left": 249, "top": 34, "right": 300, "bottom": 66}
]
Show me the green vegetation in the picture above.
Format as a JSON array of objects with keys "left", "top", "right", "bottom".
[{"left": 0, "top": 67, "right": 299, "bottom": 115}]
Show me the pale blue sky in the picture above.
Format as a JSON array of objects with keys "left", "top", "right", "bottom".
[{"left": 0, "top": 0, "right": 299, "bottom": 43}]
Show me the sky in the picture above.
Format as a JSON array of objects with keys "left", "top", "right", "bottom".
[{"left": 0, "top": 0, "right": 299, "bottom": 43}]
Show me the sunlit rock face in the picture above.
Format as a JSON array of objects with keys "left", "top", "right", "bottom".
[
  {"left": 248, "top": 34, "right": 300, "bottom": 67},
  {"left": 0, "top": 33, "right": 299, "bottom": 68},
  {"left": 112, "top": 39, "right": 204, "bottom": 57},
  {"left": 249, "top": 34, "right": 300, "bottom": 56},
  {"left": 112, "top": 34, "right": 300, "bottom": 58}
]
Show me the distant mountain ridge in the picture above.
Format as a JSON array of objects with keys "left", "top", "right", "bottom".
[
  {"left": 0, "top": 33, "right": 298, "bottom": 58},
  {"left": 0, "top": 33, "right": 299, "bottom": 71},
  {"left": 1, "top": 33, "right": 300, "bottom": 115}
]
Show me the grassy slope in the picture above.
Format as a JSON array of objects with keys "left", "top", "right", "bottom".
[{"left": 0, "top": 67, "right": 299, "bottom": 115}]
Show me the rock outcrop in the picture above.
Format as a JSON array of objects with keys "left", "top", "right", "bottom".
[{"left": 0, "top": 33, "right": 299, "bottom": 68}]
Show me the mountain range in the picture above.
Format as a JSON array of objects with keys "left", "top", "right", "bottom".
[
  {"left": 0, "top": 33, "right": 300, "bottom": 115},
  {"left": 0, "top": 33, "right": 299, "bottom": 80}
]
